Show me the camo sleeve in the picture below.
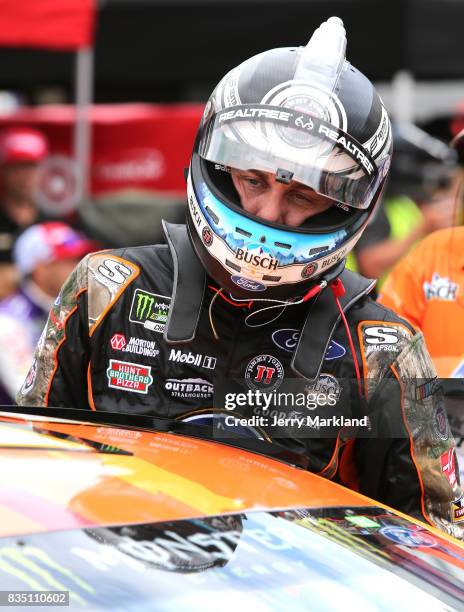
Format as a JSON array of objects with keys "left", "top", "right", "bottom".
[
  {"left": 16, "top": 252, "right": 140, "bottom": 409},
  {"left": 356, "top": 320, "right": 464, "bottom": 540}
]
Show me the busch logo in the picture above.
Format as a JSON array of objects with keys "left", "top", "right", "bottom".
[
  {"left": 189, "top": 195, "right": 202, "bottom": 227},
  {"left": 111, "top": 334, "right": 127, "bottom": 350},
  {"left": 423, "top": 273, "right": 459, "bottom": 301},
  {"left": 129, "top": 289, "right": 170, "bottom": 333},
  {"left": 235, "top": 247, "right": 278, "bottom": 271}
]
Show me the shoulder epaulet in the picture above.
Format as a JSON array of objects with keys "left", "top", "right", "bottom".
[{"left": 86, "top": 251, "right": 140, "bottom": 335}]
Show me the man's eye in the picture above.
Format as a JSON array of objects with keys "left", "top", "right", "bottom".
[
  {"left": 292, "top": 192, "right": 312, "bottom": 203},
  {"left": 244, "top": 177, "right": 262, "bottom": 187}
]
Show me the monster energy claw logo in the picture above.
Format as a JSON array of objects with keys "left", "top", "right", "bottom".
[{"left": 129, "top": 289, "right": 171, "bottom": 333}]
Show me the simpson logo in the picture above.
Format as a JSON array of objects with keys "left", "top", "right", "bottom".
[
  {"left": 129, "top": 289, "right": 171, "bottom": 333},
  {"left": 165, "top": 378, "right": 213, "bottom": 399},
  {"left": 107, "top": 360, "right": 153, "bottom": 394},
  {"left": 97, "top": 259, "right": 133, "bottom": 284},
  {"left": 440, "top": 448, "right": 457, "bottom": 487},
  {"left": 111, "top": 334, "right": 159, "bottom": 358},
  {"left": 423, "top": 273, "right": 459, "bottom": 301},
  {"left": 364, "top": 326, "right": 399, "bottom": 350},
  {"left": 169, "top": 348, "right": 216, "bottom": 370}
]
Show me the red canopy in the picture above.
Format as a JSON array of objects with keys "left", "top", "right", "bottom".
[{"left": 0, "top": 0, "right": 96, "bottom": 50}]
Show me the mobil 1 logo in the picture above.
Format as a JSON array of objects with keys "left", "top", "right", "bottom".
[{"left": 129, "top": 289, "right": 171, "bottom": 333}]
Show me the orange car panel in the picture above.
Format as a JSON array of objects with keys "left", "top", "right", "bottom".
[{"left": 0, "top": 415, "right": 371, "bottom": 537}]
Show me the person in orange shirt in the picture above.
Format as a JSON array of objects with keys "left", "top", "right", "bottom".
[
  {"left": 379, "top": 226, "right": 464, "bottom": 484},
  {"left": 379, "top": 226, "right": 464, "bottom": 378}
]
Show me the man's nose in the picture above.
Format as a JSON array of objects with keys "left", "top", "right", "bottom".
[{"left": 255, "top": 191, "right": 283, "bottom": 223}]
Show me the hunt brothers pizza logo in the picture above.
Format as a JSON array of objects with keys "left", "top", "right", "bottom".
[{"left": 107, "top": 359, "right": 153, "bottom": 394}]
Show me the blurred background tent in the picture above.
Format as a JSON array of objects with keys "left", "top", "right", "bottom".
[{"left": 0, "top": 0, "right": 463, "bottom": 247}]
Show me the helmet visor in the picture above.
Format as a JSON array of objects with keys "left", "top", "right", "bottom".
[{"left": 199, "top": 104, "right": 386, "bottom": 210}]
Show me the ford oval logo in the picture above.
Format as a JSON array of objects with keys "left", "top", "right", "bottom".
[
  {"left": 231, "top": 275, "right": 266, "bottom": 292},
  {"left": 272, "top": 329, "right": 300, "bottom": 352},
  {"left": 324, "top": 340, "right": 346, "bottom": 360}
]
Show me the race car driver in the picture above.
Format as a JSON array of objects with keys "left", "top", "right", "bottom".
[{"left": 17, "top": 17, "right": 464, "bottom": 538}]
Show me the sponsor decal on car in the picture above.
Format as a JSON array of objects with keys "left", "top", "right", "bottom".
[
  {"left": 110, "top": 334, "right": 159, "bottom": 358},
  {"left": 107, "top": 359, "right": 153, "bottom": 394},
  {"left": 379, "top": 526, "right": 436, "bottom": 547},
  {"left": 245, "top": 355, "right": 284, "bottom": 391},
  {"left": 19, "top": 358, "right": 37, "bottom": 395},
  {"left": 423, "top": 273, "right": 459, "bottom": 301},
  {"left": 164, "top": 378, "right": 213, "bottom": 399},
  {"left": 129, "top": 289, "right": 171, "bottom": 333},
  {"left": 440, "top": 448, "right": 457, "bottom": 487},
  {"left": 231, "top": 275, "right": 266, "bottom": 292},
  {"left": 168, "top": 348, "right": 216, "bottom": 370}
]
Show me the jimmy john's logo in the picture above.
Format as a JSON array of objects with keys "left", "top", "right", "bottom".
[
  {"left": 129, "top": 289, "right": 171, "bottom": 333},
  {"left": 235, "top": 246, "right": 278, "bottom": 270},
  {"left": 107, "top": 359, "right": 153, "bottom": 394}
]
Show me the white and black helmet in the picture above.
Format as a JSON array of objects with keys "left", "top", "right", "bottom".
[{"left": 187, "top": 17, "right": 392, "bottom": 298}]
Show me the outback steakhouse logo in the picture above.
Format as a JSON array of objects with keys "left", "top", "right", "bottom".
[
  {"left": 129, "top": 289, "right": 171, "bottom": 333},
  {"left": 107, "top": 360, "right": 153, "bottom": 394}
]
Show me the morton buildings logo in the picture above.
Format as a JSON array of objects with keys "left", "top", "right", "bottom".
[
  {"left": 129, "top": 289, "right": 171, "bottom": 333},
  {"left": 107, "top": 359, "right": 153, "bottom": 394}
]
